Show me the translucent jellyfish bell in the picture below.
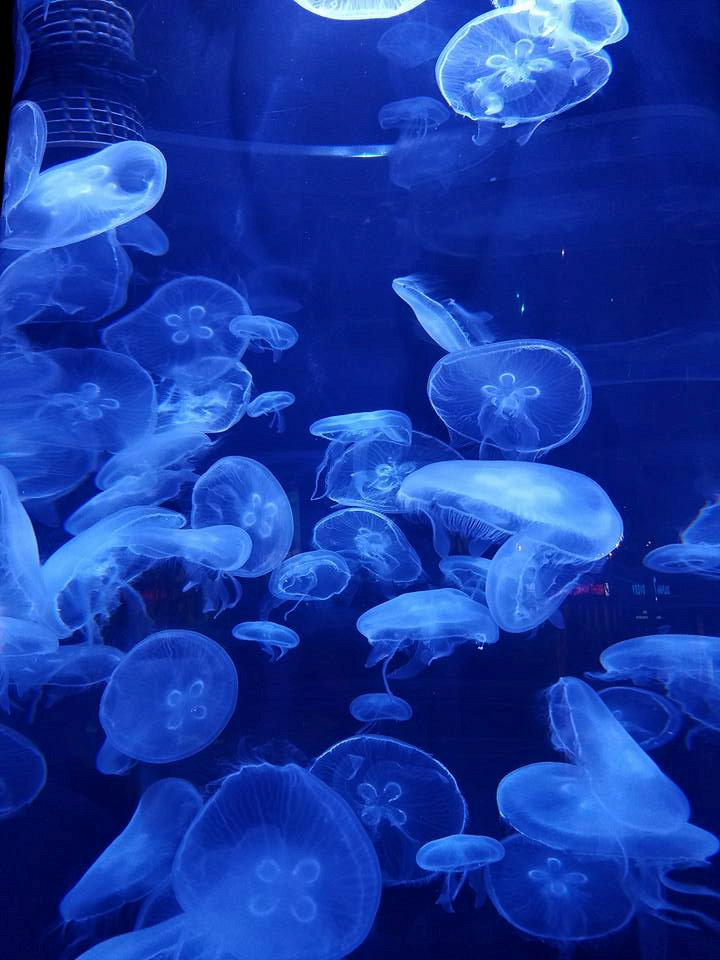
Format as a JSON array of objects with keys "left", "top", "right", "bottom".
[
  {"left": 377, "top": 21, "right": 448, "bottom": 68},
  {"left": 593, "top": 634, "right": 720, "bottom": 686},
  {"left": 598, "top": 687, "right": 683, "bottom": 751},
  {"left": 436, "top": 6, "right": 613, "bottom": 141},
  {"left": 312, "top": 508, "right": 422, "bottom": 586},
  {"left": 191, "top": 457, "right": 294, "bottom": 577},
  {"left": 644, "top": 543, "right": 720, "bottom": 580},
  {"left": 486, "top": 833, "right": 634, "bottom": 942},
  {"left": 292, "top": 0, "right": 430, "bottom": 20},
  {"left": 357, "top": 588, "right": 499, "bottom": 678},
  {"left": 231, "top": 621, "right": 300, "bottom": 662},
  {"left": 349, "top": 692, "right": 413, "bottom": 723},
  {"left": 99, "top": 629, "right": 238, "bottom": 763},
  {"left": 311, "top": 735, "right": 467, "bottom": 885},
  {"left": 427, "top": 340, "right": 591, "bottom": 456},
  {"left": 228, "top": 314, "right": 299, "bottom": 359},
  {"left": 416, "top": 834, "right": 505, "bottom": 911},
  {"left": 2, "top": 100, "right": 47, "bottom": 218},
  {"left": 310, "top": 409, "right": 412, "bottom": 445},
  {"left": 2, "top": 140, "right": 167, "bottom": 251},
  {"left": 682, "top": 499, "right": 720, "bottom": 544},
  {"left": 392, "top": 275, "right": 494, "bottom": 352},
  {"left": 247, "top": 391, "right": 295, "bottom": 432},
  {"left": 439, "top": 555, "right": 491, "bottom": 602},
  {"left": 268, "top": 550, "right": 352, "bottom": 605},
  {"left": 378, "top": 97, "right": 450, "bottom": 139},
  {"left": 0, "top": 723, "right": 47, "bottom": 818},
  {"left": 60, "top": 778, "right": 202, "bottom": 921}
]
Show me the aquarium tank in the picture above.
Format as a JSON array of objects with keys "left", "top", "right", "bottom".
[{"left": 1, "top": 1, "right": 720, "bottom": 958}]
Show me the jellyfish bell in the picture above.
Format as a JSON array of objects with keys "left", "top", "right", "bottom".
[
  {"left": 0, "top": 723, "right": 46, "bottom": 818},
  {"left": 2, "top": 100, "right": 46, "bottom": 219},
  {"left": 392, "top": 275, "right": 494, "bottom": 353},
  {"left": 416, "top": 833, "right": 505, "bottom": 910},
  {"left": 592, "top": 634, "right": 720, "bottom": 687},
  {"left": 231, "top": 621, "right": 300, "bottom": 662},
  {"left": 349, "top": 692, "right": 413, "bottom": 723},
  {"left": 494, "top": 0, "right": 629, "bottom": 52},
  {"left": 310, "top": 409, "right": 412, "bottom": 445},
  {"left": 247, "top": 391, "right": 295, "bottom": 432},
  {"left": 376, "top": 21, "right": 448, "bottom": 68},
  {"left": 427, "top": 339, "right": 591, "bottom": 456},
  {"left": 598, "top": 687, "right": 683, "bottom": 751},
  {"left": 228, "top": 314, "right": 299, "bottom": 359},
  {"left": 681, "top": 499, "right": 720, "bottom": 545},
  {"left": 378, "top": 97, "right": 450, "bottom": 138},
  {"left": 268, "top": 550, "right": 352, "bottom": 605},
  {"left": 439, "top": 555, "right": 491, "bottom": 602},
  {"left": 292, "top": 0, "right": 430, "bottom": 21},
  {"left": 644, "top": 542, "right": 720, "bottom": 580}
]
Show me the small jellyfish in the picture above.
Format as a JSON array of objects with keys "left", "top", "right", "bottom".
[
  {"left": 99, "top": 629, "right": 238, "bottom": 764},
  {"left": 486, "top": 834, "right": 634, "bottom": 941},
  {"left": 358, "top": 588, "right": 499, "bottom": 679},
  {"left": 231, "top": 621, "right": 300, "bottom": 662},
  {"left": 311, "top": 735, "right": 467, "bottom": 886},
  {"left": 349, "top": 692, "right": 413, "bottom": 723},
  {"left": 60, "top": 778, "right": 202, "bottom": 921},
  {"left": 416, "top": 834, "right": 504, "bottom": 911},
  {"left": 378, "top": 97, "right": 450, "bottom": 139},
  {"left": 377, "top": 21, "right": 449, "bottom": 68},
  {"left": 644, "top": 543, "right": 720, "bottom": 580},
  {"left": 292, "top": 0, "right": 429, "bottom": 20},
  {"left": 158, "top": 360, "right": 253, "bottom": 434},
  {"left": 598, "top": 687, "right": 683, "bottom": 751},
  {"left": 0, "top": 723, "right": 46, "bottom": 818},
  {"left": 439, "top": 555, "right": 491, "bottom": 602},
  {"left": 191, "top": 457, "right": 294, "bottom": 578},
  {"left": 312, "top": 508, "right": 422, "bottom": 586},
  {"left": 2, "top": 100, "right": 46, "bottom": 219},
  {"left": 268, "top": 550, "right": 352, "bottom": 606},
  {"left": 682, "top": 499, "right": 720, "bottom": 545},
  {"left": 427, "top": 340, "right": 591, "bottom": 455},
  {"left": 392, "top": 275, "right": 494, "bottom": 353},
  {"left": 2, "top": 140, "right": 167, "bottom": 251},
  {"left": 247, "top": 391, "right": 296, "bottom": 432},
  {"left": 228, "top": 314, "right": 299, "bottom": 359},
  {"left": 310, "top": 410, "right": 412, "bottom": 446}
]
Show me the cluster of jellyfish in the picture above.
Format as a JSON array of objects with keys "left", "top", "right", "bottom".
[{"left": 2, "top": 1, "right": 719, "bottom": 959}]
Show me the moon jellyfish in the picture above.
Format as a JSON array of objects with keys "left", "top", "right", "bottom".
[
  {"left": 228, "top": 314, "right": 299, "bottom": 359},
  {"left": 598, "top": 687, "right": 683, "bottom": 751},
  {"left": 486, "top": 834, "right": 634, "bottom": 941},
  {"left": 495, "top": 0, "right": 629, "bottom": 52},
  {"left": 231, "top": 621, "right": 300, "bottom": 662},
  {"left": 0, "top": 617, "right": 58, "bottom": 656},
  {"left": 247, "top": 391, "right": 296, "bottom": 432},
  {"left": 159, "top": 361, "right": 253, "bottom": 435},
  {"left": 427, "top": 340, "right": 591, "bottom": 455},
  {"left": 103, "top": 276, "right": 251, "bottom": 382},
  {"left": 416, "top": 834, "right": 504, "bottom": 911},
  {"left": 312, "top": 508, "right": 422, "bottom": 586},
  {"left": 439, "top": 555, "right": 491, "bottom": 602},
  {"left": 2, "top": 645, "right": 123, "bottom": 711},
  {"left": 97, "top": 427, "right": 212, "bottom": 491},
  {"left": 130, "top": 524, "right": 253, "bottom": 574},
  {"left": 378, "top": 97, "right": 450, "bottom": 139},
  {"left": 377, "top": 21, "right": 448, "bottom": 68},
  {"left": 644, "top": 543, "right": 720, "bottom": 580},
  {"left": 392, "top": 275, "right": 494, "bottom": 353},
  {"left": 191, "top": 457, "right": 294, "bottom": 578},
  {"left": 2, "top": 140, "right": 167, "bottom": 251},
  {"left": 268, "top": 550, "right": 351, "bottom": 605},
  {"left": 64, "top": 470, "right": 189, "bottom": 535},
  {"left": 0, "top": 723, "right": 46, "bottom": 818},
  {"left": 310, "top": 410, "right": 412, "bottom": 446},
  {"left": 99, "top": 629, "right": 238, "bottom": 764},
  {"left": 682, "top": 499, "right": 720, "bottom": 545},
  {"left": 2, "top": 100, "right": 46, "bottom": 219},
  {"left": 349, "top": 692, "right": 413, "bottom": 723},
  {"left": 292, "top": 0, "right": 429, "bottom": 20},
  {"left": 436, "top": 6, "right": 613, "bottom": 142},
  {"left": 326, "top": 431, "right": 460, "bottom": 513},
  {"left": 358, "top": 588, "right": 499, "bottom": 678},
  {"left": 398, "top": 460, "right": 622, "bottom": 630},
  {"left": 60, "top": 778, "right": 202, "bottom": 921},
  {"left": 311, "top": 735, "right": 467, "bottom": 885}
]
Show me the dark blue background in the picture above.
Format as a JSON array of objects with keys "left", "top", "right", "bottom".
[{"left": 3, "top": 1, "right": 720, "bottom": 958}]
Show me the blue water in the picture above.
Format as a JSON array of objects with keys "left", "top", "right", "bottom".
[{"left": 2, "top": 1, "right": 720, "bottom": 958}]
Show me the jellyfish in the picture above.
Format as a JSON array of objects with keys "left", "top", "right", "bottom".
[
  {"left": 268, "top": 550, "right": 351, "bottom": 607},
  {"left": 326, "top": 431, "right": 460, "bottom": 513},
  {"left": 312, "top": 508, "right": 422, "bottom": 586},
  {"left": 357, "top": 588, "right": 498, "bottom": 679},
  {"left": 592, "top": 634, "right": 720, "bottom": 688},
  {"left": 231, "top": 621, "right": 300, "bottom": 662},
  {"left": 311, "top": 735, "right": 467, "bottom": 886},
  {"left": 0, "top": 616, "right": 58, "bottom": 656},
  {"left": 60, "top": 778, "right": 203, "bottom": 921},
  {"left": 0, "top": 723, "right": 46, "bottom": 818},
  {"left": 103, "top": 276, "right": 251, "bottom": 382},
  {"left": 116, "top": 215, "right": 170, "bottom": 256},
  {"left": 130, "top": 524, "right": 253, "bottom": 574},
  {"left": 392, "top": 275, "right": 495, "bottom": 353},
  {"left": 99, "top": 629, "right": 238, "bottom": 764},
  {"left": 158, "top": 360, "right": 254, "bottom": 435},
  {"left": 388, "top": 126, "right": 493, "bottom": 192},
  {"left": 376, "top": 21, "right": 449, "bottom": 68},
  {"left": 644, "top": 543, "right": 720, "bottom": 580},
  {"left": 247, "top": 391, "right": 296, "bottom": 432},
  {"left": 2, "top": 100, "right": 47, "bottom": 220},
  {"left": 349, "top": 692, "right": 413, "bottom": 723},
  {"left": 64, "top": 470, "right": 190, "bottom": 535},
  {"left": 292, "top": 0, "right": 429, "bottom": 20},
  {"left": 427, "top": 340, "right": 591, "bottom": 456},
  {"left": 682, "top": 499, "right": 720, "bottom": 544},
  {"left": 398, "top": 460, "right": 622, "bottom": 631},
  {"left": 378, "top": 97, "right": 450, "bottom": 140},
  {"left": 228, "top": 314, "right": 299, "bottom": 359},
  {"left": 191, "top": 457, "right": 294, "bottom": 578},
  {"left": 2, "top": 140, "right": 167, "bottom": 251},
  {"left": 494, "top": 0, "right": 629, "bottom": 52},
  {"left": 598, "top": 687, "right": 683, "bottom": 751},
  {"left": 439, "top": 555, "right": 491, "bottom": 602},
  {"left": 436, "top": 6, "right": 613, "bottom": 143},
  {"left": 486, "top": 833, "right": 634, "bottom": 941},
  {"left": 665, "top": 675, "right": 720, "bottom": 735},
  {"left": 416, "top": 834, "right": 505, "bottom": 911},
  {"left": 96, "top": 427, "right": 212, "bottom": 491}
]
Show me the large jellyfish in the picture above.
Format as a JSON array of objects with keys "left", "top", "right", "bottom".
[
  {"left": 416, "top": 834, "right": 505, "bottom": 911},
  {"left": 0, "top": 723, "right": 47, "bottom": 818},
  {"left": 231, "top": 621, "right": 300, "bottom": 662},
  {"left": 268, "top": 550, "right": 352, "bottom": 607},
  {"left": 292, "top": 0, "right": 429, "bottom": 20},
  {"left": 61, "top": 778, "right": 202, "bottom": 921},
  {"left": 2, "top": 140, "right": 167, "bottom": 251},
  {"left": 598, "top": 687, "right": 682, "bottom": 751},
  {"left": 392, "top": 275, "right": 494, "bottom": 353},
  {"left": 486, "top": 833, "right": 634, "bottom": 941},
  {"left": 644, "top": 543, "right": 720, "bottom": 580},
  {"left": 99, "top": 629, "right": 238, "bottom": 764},
  {"left": 357, "top": 588, "right": 499, "bottom": 679},
  {"left": 428, "top": 340, "right": 591, "bottom": 456},
  {"left": 436, "top": 6, "right": 613, "bottom": 143},
  {"left": 75, "top": 763, "right": 381, "bottom": 960},
  {"left": 191, "top": 457, "right": 294, "bottom": 578},
  {"left": 312, "top": 508, "right": 422, "bottom": 586},
  {"left": 398, "top": 460, "right": 622, "bottom": 631},
  {"left": 311, "top": 735, "right": 467, "bottom": 885}
]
